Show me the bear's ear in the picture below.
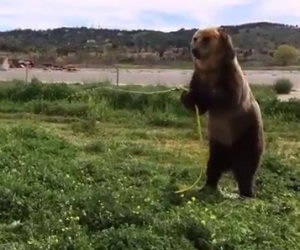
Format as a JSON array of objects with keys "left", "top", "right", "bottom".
[{"left": 218, "top": 27, "right": 235, "bottom": 61}]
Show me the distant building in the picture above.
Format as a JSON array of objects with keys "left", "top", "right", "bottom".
[
  {"left": 86, "top": 39, "right": 96, "bottom": 44},
  {"left": 84, "top": 39, "right": 98, "bottom": 49},
  {"left": 0, "top": 57, "right": 9, "bottom": 71}
]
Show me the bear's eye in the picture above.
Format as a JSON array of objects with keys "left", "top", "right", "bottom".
[{"left": 193, "top": 37, "right": 198, "bottom": 42}]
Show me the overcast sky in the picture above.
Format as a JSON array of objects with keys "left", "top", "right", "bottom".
[{"left": 1, "top": 0, "right": 300, "bottom": 31}]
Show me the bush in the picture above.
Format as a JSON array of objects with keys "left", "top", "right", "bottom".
[
  {"left": 260, "top": 98, "right": 300, "bottom": 121},
  {"left": 8, "top": 81, "right": 44, "bottom": 101},
  {"left": 273, "top": 45, "right": 299, "bottom": 66},
  {"left": 273, "top": 78, "right": 293, "bottom": 94},
  {"left": 0, "top": 81, "right": 76, "bottom": 102},
  {"left": 42, "top": 83, "right": 75, "bottom": 101}
]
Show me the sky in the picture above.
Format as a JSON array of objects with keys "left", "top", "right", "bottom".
[{"left": 0, "top": 0, "right": 300, "bottom": 31}]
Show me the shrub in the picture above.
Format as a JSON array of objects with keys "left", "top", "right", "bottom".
[
  {"left": 9, "top": 81, "right": 44, "bottom": 101},
  {"left": 273, "top": 78, "right": 293, "bottom": 94},
  {"left": 42, "top": 83, "right": 75, "bottom": 101},
  {"left": 0, "top": 82, "right": 76, "bottom": 102},
  {"left": 273, "top": 45, "right": 299, "bottom": 66}
]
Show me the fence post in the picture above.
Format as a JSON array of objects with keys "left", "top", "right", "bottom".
[
  {"left": 25, "top": 65, "right": 29, "bottom": 83},
  {"left": 116, "top": 65, "right": 119, "bottom": 86}
]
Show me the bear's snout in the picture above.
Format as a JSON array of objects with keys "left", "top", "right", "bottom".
[{"left": 191, "top": 48, "right": 201, "bottom": 59}]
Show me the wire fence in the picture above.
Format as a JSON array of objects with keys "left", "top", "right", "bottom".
[
  {"left": 1, "top": 66, "right": 300, "bottom": 88},
  {"left": 0, "top": 66, "right": 192, "bottom": 86}
]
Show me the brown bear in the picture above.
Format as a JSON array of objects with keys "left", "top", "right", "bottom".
[{"left": 181, "top": 27, "right": 264, "bottom": 197}]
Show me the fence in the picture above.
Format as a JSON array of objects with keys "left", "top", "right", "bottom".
[
  {"left": 0, "top": 66, "right": 193, "bottom": 86},
  {"left": 1, "top": 66, "right": 300, "bottom": 88}
]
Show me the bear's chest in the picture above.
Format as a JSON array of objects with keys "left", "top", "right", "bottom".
[{"left": 208, "top": 115, "right": 233, "bottom": 145}]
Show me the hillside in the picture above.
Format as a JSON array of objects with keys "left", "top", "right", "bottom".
[{"left": 0, "top": 22, "right": 300, "bottom": 67}]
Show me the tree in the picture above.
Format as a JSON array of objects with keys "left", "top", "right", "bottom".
[{"left": 273, "top": 45, "right": 299, "bottom": 66}]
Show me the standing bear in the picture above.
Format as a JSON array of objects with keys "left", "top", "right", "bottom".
[{"left": 181, "top": 27, "right": 264, "bottom": 197}]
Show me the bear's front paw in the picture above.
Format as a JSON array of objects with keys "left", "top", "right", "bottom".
[{"left": 180, "top": 91, "right": 197, "bottom": 112}]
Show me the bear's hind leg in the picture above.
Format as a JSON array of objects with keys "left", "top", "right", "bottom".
[
  {"left": 232, "top": 166, "right": 256, "bottom": 198},
  {"left": 232, "top": 144, "right": 261, "bottom": 198},
  {"left": 232, "top": 123, "right": 263, "bottom": 198},
  {"left": 205, "top": 141, "right": 231, "bottom": 190}
]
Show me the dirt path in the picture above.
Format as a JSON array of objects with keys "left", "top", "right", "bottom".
[{"left": 1, "top": 68, "right": 300, "bottom": 88}]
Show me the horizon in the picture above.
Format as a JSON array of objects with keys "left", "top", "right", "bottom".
[
  {"left": 1, "top": 0, "right": 300, "bottom": 32},
  {"left": 0, "top": 21, "right": 298, "bottom": 33}
]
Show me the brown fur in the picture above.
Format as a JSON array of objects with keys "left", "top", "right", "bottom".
[{"left": 181, "top": 27, "right": 264, "bottom": 197}]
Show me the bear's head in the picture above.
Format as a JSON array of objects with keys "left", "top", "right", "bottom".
[{"left": 191, "top": 27, "right": 235, "bottom": 71}]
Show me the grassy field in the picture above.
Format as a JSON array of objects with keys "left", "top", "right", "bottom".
[{"left": 0, "top": 80, "right": 299, "bottom": 250}]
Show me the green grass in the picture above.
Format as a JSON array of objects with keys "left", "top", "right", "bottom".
[{"left": 0, "top": 81, "right": 299, "bottom": 249}]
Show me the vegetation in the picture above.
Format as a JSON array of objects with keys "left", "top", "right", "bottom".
[
  {"left": 0, "top": 81, "right": 299, "bottom": 249},
  {"left": 273, "top": 45, "right": 299, "bottom": 66},
  {"left": 273, "top": 78, "right": 294, "bottom": 94},
  {"left": 1, "top": 22, "right": 300, "bottom": 67}
]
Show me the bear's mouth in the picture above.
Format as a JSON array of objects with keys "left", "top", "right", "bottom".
[
  {"left": 192, "top": 48, "right": 210, "bottom": 60},
  {"left": 192, "top": 48, "right": 201, "bottom": 59}
]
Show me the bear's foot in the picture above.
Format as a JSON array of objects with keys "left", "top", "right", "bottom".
[{"left": 183, "top": 185, "right": 222, "bottom": 200}]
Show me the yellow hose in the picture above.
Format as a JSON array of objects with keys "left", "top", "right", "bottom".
[{"left": 175, "top": 105, "right": 205, "bottom": 194}]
